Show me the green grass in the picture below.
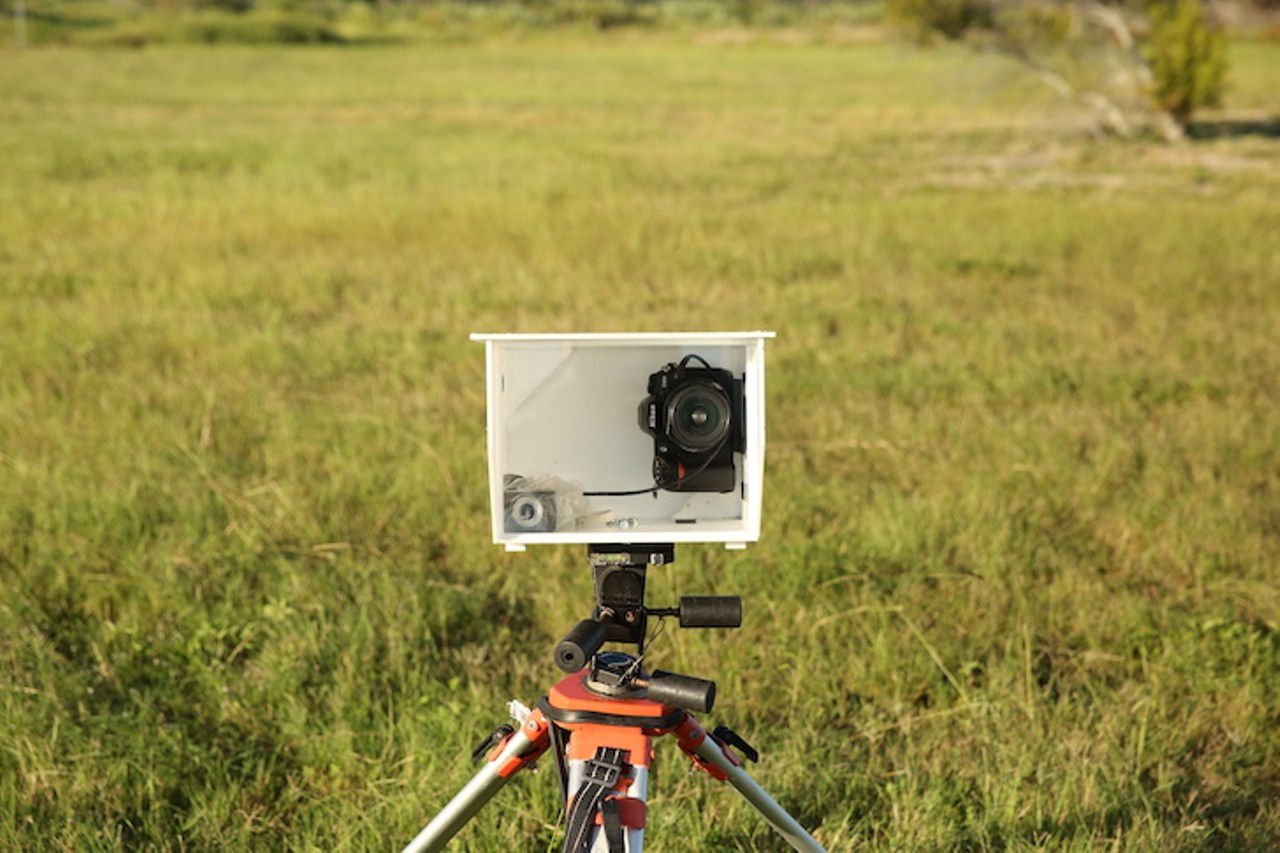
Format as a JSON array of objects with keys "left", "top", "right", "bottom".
[{"left": 1, "top": 29, "right": 1278, "bottom": 851}]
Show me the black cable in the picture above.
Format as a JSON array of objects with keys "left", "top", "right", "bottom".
[
  {"left": 582, "top": 433, "right": 730, "bottom": 497},
  {"left": 581, "top": 484, "right": 661, "bottom": 498},
  {"left": 583, "top": 353, "right": 722, "bottom": 497},
  {"left": 678, "top": 353, "right": 712, "bottom": 370}
]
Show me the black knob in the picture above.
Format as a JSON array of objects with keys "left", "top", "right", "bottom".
[
  {"left": 555, "top": 620, "right": 607, "bottom": 673},
  {"left": 678, "top": 596, "right": 742, "bottom": 628},
  {"left": 646, "top": 670, "right": 716, "bottom": 714}
]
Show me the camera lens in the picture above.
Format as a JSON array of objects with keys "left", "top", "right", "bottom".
[{"left": 666, "top": 382, "right": 731, "bottom": 452}]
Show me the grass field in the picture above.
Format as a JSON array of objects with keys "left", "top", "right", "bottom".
[{"left": 1, "top": 25, "right": 1278, "bottom": 851}]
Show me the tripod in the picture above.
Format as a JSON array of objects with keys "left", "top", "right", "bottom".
[{"left": 403, "top": 545, "right": 825, "bottom": 853}]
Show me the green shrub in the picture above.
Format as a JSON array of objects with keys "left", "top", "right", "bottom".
[
  {"left": 173, "top": 9, "right": 345, "bottom": 44},
  {"left": 547, "top": 0, "right": 658, "bottom": 30},
  {"left": 1144, "top": 0, "right": 1228, "bottom": 127},
  {"left": 885, "top": 0, "right": 994, "bottom": 42},
  {"left": 33, "top": 2, "right": 348, "bottom": 46},
  {"left": 193, "top": 0, "right": 257, "bottom": 14}
]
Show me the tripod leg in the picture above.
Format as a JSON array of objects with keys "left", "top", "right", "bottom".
[
  {"left": 675, "top": 717, "right": 825, "bottom": 853},
  {"left": 403, "top": 709, "right": 551, "bottom": 853}
]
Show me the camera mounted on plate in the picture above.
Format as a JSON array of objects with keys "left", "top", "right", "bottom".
[{"left": 640, "top": 356, "right": 743, "bottom": 494}]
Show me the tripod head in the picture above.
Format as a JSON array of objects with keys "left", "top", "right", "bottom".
[{"left": 554, "top": 544, "right": 742, "bottom": 675}]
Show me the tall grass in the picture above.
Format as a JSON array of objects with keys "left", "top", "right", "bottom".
[{"left": 1, "top": 32, "right": 1277, "bottom": 850}]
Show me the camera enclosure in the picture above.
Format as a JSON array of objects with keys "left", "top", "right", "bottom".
[{"left": 472, "top": 332, "right": 773, "bottom": 551}]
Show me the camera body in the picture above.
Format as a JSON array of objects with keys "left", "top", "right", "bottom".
[
  {"left": 640, "top": 362, "right": 743, "bottom": 493},
  {"left": 472, "top": 332, "right": 773, "bottom": 551}
]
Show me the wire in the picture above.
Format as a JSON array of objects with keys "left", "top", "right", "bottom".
[
  {"left": 582, "top": 433, "right": 731, "bottom": 497},
  {"left": 678, "top": 353, "right": 712, "bottom": 370},
  {"left": 582, "top": 354, "right": 723, "bottom": 497},
  {"left": 639, "top": 618, "right": 668, "bottom": 658},
  {"left": 582, "top": 484, "right": 661, "bottom": 497}
]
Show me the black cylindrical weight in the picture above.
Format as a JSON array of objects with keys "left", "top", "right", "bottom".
[
  {"left": 678, "top": 595, "right": 742, "bottom": 628},
  {"left": 555, "top": 620, "right": 607, "bottom": 673},
  {"left": 646, "top": 670, "right": 717, "bottom": 714}
]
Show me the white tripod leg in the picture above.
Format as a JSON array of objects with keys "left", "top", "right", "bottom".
[
  {"left": 403, "top": 708, "right": 550, "bottom": 853},
  {"left": 691, "top": 736, "right": 826, "bottom": 853}
]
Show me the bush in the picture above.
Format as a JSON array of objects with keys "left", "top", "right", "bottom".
[
  {"left": 885, "top": 0, "right": 994, "bottom": 42},
  {"left": 545, "top": 0, "right": 658, "bottom": 30},
  {"left": 1144, "top": 0, "right": 1228, "bottom": 127},
  {"left": 199, "top": 10, "right": 344, "bottom": 42},
  {"left": 193, "top": 0, "right": 257, "bottom": 14},
  {"left": 79, "top": 9, "right": 346, "bottom": 46}
]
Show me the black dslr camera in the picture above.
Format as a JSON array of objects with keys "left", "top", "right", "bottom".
[{"left": 638, "top": 358, "right": 743, "bottom": 493}]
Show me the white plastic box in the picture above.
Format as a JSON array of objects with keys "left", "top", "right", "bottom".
[{"left": 471, "top": 332, "right": 774, "bottom": 551}]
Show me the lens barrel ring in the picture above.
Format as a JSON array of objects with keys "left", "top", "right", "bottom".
[{"left": 664, "top": 379, "right": 731, "bottom": 453}]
